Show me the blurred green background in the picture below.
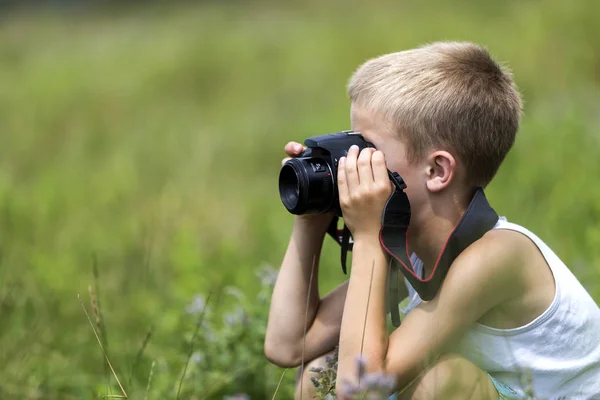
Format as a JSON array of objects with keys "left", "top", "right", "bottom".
[{"left": 1, "top": 0, "right": 599, "bottom": 398}]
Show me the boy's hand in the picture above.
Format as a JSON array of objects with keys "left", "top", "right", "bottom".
[
  {"left": 281, "top": 141, "right": 306, "bottom": 166},
  {"left": 281, "top": 141, "right": 335, "bottom": 229},
  {"left": 337, "top": 145, "right": 393, "bottom": 241}
]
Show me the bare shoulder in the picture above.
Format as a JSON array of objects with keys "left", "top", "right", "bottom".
[
  {"left": 437, "top": 229, "right": 530, "bottom": 314},
  {"left": 399, "top": 229, "right": 535, "bottom": 346},
  {"left": 450, "top": 228, "right": 529, "bottom": 284}
]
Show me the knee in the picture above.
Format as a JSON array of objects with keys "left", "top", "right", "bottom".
[{"left": 400, "top": 354, "right": 494, "bottom": 400}]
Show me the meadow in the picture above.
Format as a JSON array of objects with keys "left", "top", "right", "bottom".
[{"left": 0, "top": 0, "right": 599, "bottom": 398}]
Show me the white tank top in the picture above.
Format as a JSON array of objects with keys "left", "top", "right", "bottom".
[{"left": 401, "top": 217, "right": 600, "bottom": 399}]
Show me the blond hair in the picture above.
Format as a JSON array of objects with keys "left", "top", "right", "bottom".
[{"left": 347, "top": 41, "right": 523, "bottom": 188}]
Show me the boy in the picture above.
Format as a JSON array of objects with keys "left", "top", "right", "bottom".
[{"left": 264, "top": 42, "right": 600, "bottom": 399}]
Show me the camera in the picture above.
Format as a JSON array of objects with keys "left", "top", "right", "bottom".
[{"left": 278, "top": 130, "right": 375, "bottom": 216}]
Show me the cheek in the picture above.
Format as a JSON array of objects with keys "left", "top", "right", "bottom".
[
  {"left": 382, "top": 155, "right": 401, "bottom": 174},
  {"left": 389, "top": 162, "right": 421, "bottom": 202},
  {"left": 378, "top": 142, "right": 423, "bottom": 205},
  {"left": 405, "top": 185, "right": 420, "bottom": 207},
  {"left": 386, "top": 160, "right": 416, "bottom": 196},
  {"left": 384, "top": 157, "right": 410, "bottom": 182}
]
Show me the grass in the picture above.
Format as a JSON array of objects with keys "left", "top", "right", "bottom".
[{"left": 0, "top": 0, "right": 599, "bottom": 398}]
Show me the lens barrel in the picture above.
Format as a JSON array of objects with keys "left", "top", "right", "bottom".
[{"left": 279, "top": 157, "right": 335, "bottom": 215}]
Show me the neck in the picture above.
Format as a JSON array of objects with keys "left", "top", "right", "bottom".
[{"left": 409, "top": 192, "right": 471, "bottom": 277}]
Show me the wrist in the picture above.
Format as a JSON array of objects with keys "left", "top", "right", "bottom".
[
  {"left": 351, "top": 230, "right": 382, "bottom": 246},
  {"left": 351, "top": 235, "right": 387, "bottom": 270},
  {"left": 290, "top": 216, "right": 332, "bottom": 249},
  {"left": 293, "top": 213, "right": 334, "bottom": 233}
]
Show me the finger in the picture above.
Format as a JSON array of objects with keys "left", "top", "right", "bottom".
[
  {"left": 337, "top": 157, "right": 349, "bottom": 206},
  {"left": 281, "top": 156, "right": 291, "bottom": 166},
  {"left": 345, "top": 145, "right": 360, "bottom": 189},
  {"left": 357, "top": 148, "right": 377, "bottom": 186},
  {"left": 284, "top": 141, "right": 305, "bottom": 156},
  {"left": 372, "top": 150, "right": 389, "bottom": 184}
]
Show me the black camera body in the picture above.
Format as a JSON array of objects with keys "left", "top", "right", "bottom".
[{"left": 279, "top": 130, "right": 375, "bottom": 216}]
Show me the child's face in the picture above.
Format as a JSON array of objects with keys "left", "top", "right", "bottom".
[{"left": 350, "top": 104, "right": 429, "bottom": 212}]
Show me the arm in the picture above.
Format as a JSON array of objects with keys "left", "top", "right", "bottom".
[
  {"left": 332, "top": 146, "right": 524, "bottom": 396},
  {"left": 264, "top": 214, "right": 348, "bottom": 368},
  {"left": 336, "top": 236, "right": 389, "bottom": 380},
  {"left": 335, "top": 231, "right": 525, "bottom": 396}
]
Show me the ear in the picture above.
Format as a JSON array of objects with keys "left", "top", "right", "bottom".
[{"left": 425, "top": 151, "right": 456, "bottom": 192}]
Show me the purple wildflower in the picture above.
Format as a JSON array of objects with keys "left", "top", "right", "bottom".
[
  {"left": 224, "top": 286, "right": 246, "bottom": 301},
  {"left": 190, "top": 352, "right": 204, "bottom": 365},
  {"left": 340, "top": 355, "right": 397, "bottom": 399},
  {"left": 185, "top": 294, "right": 208, "bottom": 315},
  {"left": 223, "top": 306, "right": 248, "bottom": 327},
  {"left": 256, "top": 264, "right": 278, "bottom": 287}
]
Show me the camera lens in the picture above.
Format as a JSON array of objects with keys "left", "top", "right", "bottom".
[
  {"left": 279, "top": 165, "right": 302, "bottom": 210},
  {"left": 279, "top": 158, "right": 335, "bottom": 215}
]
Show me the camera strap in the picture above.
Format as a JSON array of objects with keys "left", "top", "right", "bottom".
[
  {"left": 380, "top": 184, "right": 499, "bottom": 326},
  {"left": 327, "top": 218, "right": 353, "bottom": 274},
  {"left": 329, "top": 173, "right": 499, "bottom": 328}
]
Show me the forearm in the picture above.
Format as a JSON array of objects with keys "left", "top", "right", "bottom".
[
  {"left": 265, "top": 217, "right": 329, "bottom": 355},
  {"left": 337, "top": 236, "right": 389, "bottom": 390}
]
